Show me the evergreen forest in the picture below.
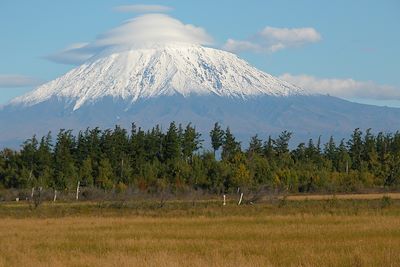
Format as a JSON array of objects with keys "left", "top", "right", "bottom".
[{"left": 1, "top": 122, "right": 400, "bottom": 193}]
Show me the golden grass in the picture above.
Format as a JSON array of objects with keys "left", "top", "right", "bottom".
[
  {"left": 284, "top": 192, "right": 400, "bottom": 201},
  {"left": 0, "top": 210, "right": 399, "bottom": 266}
]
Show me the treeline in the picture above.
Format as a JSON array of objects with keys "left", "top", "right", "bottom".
[{"left": 0, "top": 123, "right": 400, "bottom": 193}]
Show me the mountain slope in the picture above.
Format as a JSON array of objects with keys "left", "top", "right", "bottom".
[{"left": 2, "top": 94, "right": 400, "bottom": 148}]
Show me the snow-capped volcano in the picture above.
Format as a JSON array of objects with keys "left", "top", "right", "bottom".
[
  {"left": 3, "top": 43, "right": 400, "bottom": 149},
  {"left": 11, "top": 43, "right": 305, "bottom": 110}
]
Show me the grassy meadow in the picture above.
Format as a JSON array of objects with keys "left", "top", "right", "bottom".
[{"left": 1, "top": 196, "right": 400, "bottom": 267}]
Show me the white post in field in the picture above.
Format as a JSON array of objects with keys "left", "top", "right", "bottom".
[
  {"left": 76, "top": 181, "right": 80, "bottom": 200},
  {"left": 223, "top": 194, "right": 226, "bottom": 206},
  {"left": 31, "top": 187, "right": 35, "bottom": 199},
  {"left": 238, "top": 193, "right": 243, "bottom": 205},
  {"left": 53, "top": 189, "right": 57, "bottom": 202}
]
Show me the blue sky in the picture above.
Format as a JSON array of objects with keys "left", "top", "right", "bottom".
[{"left": 1, "top": 0, "right": 399, "bottom": 106}]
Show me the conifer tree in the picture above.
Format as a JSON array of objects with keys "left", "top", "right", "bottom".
[
  {"left": 210, "top": 122, "right": 224, "bottom": 156},
  {"left": 182, "top": 123, "right": 203, "bottom": 162},
  {"left": 20, "top": 135, "right": 39, "bottom": 185},
  {"left": 36, "top": 132, "right": 53, "bottom": 186},
  {"left": 221, "top": 127, "right": 241, "bottom": 161},
  {"left": 274, "top": 131, "right": 292, "bottom": 156},
  {"left": 292, "top": 143, "right": 306, "bottom": 162},
  {"left": 263, "top": 136, "right": 275, "bottom": 160},
  {"left": 324, "top": 136, "right": 336, "bottom": 162},
  {"left": 348, "top": 128, "right": 363, "bottom": 170},
  {"left": 79, "top": 157, "right": 94, "bottom": 186},
  {"left": 98, "top": 157, "right": 113, "bottom": 190},
  {"left": 247, "top": 135, "right": 263, "bottom": 157},
  {"left": 362, "top": 128, "right": 379, "bottom": 171},
  {"left": 337, "top": 139, "right": 351, "bottom": 173},
  {"left": 53, "top": 130, "right": 78, "bottom": 190},
  {"left": 163, "top": 122, "right": 181, "bottom": 161},
  {"left": 145, "top": 125, "right": 163, "bottom": 162}
]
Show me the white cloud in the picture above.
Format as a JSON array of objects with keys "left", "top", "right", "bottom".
[
  {"left": 260, "top": 27, "right": 321, "bottom": 45},
  {"left": 223, "top": 39, "right": 262, "bottom": 53},
  {"left": 45, "top": 43, "right": 92, "bottom": 65},
  {"left": 114, "top": 4, "right": 173, "bottom": 13},
  {"left": 94, "top": 14, "right": 212, "bottom": 48},
  {"left": 223, "top": 26, "right": 321, "bottom": 53},
  {"left": 279, "top": 73, "right": 400, "bottom": 100},
  {"left": 47, "top": 14, "right": 213, "bottom": 65},
  {"left": 0, "top": 74, "right": 44, "bottom": 88}
]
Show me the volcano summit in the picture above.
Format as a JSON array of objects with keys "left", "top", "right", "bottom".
[{"left": 10, "top": 43, "right": 305, "bottom": 111}]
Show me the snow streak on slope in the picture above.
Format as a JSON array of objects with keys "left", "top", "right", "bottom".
[{"left": 11, "top": 44, "right": 305, "bottom": 110}]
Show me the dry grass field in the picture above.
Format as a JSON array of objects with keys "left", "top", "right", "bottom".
[
  {"left": 0, "top": 197, "right": 400, "bottom": 267},
  {"left": 283, "top": 192, "right": 400, "bottom": 201}
]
